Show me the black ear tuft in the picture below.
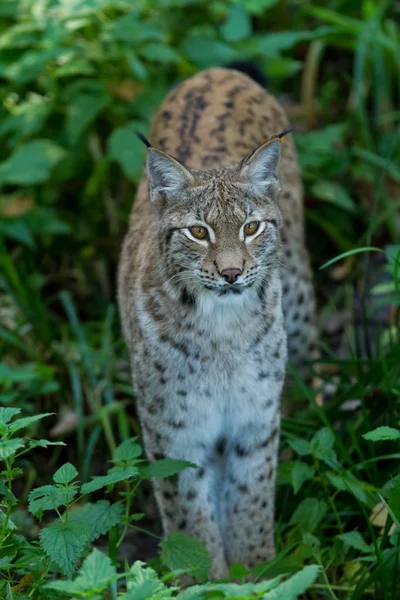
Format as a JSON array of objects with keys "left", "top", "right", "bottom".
[{"left": 135, "top": 131, "right": 152, "bottom": 148}]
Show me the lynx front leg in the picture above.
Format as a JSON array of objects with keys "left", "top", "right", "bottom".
[
  {"left": 222, "top": 414, "right": 280, "bottom": 570},
  {"left": 153, "top": 466, "right": 229, "bottom": 579}
]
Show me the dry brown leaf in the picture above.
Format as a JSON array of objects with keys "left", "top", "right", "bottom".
[
  {"left": 0, "top": 195, "right": 34, "bottom": 217},
  {"left": 108, "top": 80, "right": 143, "bottom": 102},
  {"left": 49, "top": 409, "right": 78, "bottom": 436}
]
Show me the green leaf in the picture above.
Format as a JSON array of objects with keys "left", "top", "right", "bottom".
[
  {"left": 28, "top": 439, "right": 66, "bottom": 450},
  {"left": 363, "top": 426, "right": 400, "bottom": 442},
  {"left": 0, "top": 140, "right": 66, "bottom": 185},
  {"left": 229, "top": 563, "right": 249, "bottom": 579},
  {"left": 65, "top": 92, "right": 110, "bottom": 145},
  {"left": 311, "top": 180, "right": 358, "bottom": 213},
  {"left": 108, "top": 13, "right": 163, "bottom": 45},
  {"left": 113, "top": 438, "right": 142, "bottom": 464},
  {"left": 0, "top": 438, "right": 24, "bottom": 459},
  {"left": 29, "top": 484, "right": 78, "bottom": 515},
  {"left": 40, "top": 520, "right": 90, "bottom": 575},
  {"left": 0, "top": 220, "right": 35, "bottom": 247},
  {"left": 253, "top": 28, "right": 333, "bottom": 58},
  {"left": 5, "top": 48, "right": 62, "bottom": 83},
  {"left": 78, "top": 548, "right": 117, "bottom": 591},
  {"left": 143, "top": 458, "right": 197, "bottom": 479},
  {"left": 68, "top": 501, "right": 123, "bottom": 541},
  {"left": 122, "top": 581, "right": 162, "bottom": 600},
  {"left": 53, "top": 463, "right": 78, "bottom": 485},
  {"left": 337, "top": 531, "right": 373, "bottom": 554},
  {"left": 0, "top": 407, "right": 21, "bottom": 424},
  {"left": 320, "top": 247, "right": 384, "bottom": 270},
  {"left": 388, "top": 475, "right": 400, "bottom": 522},
  {"left": 265, "top": 564, "right": 320, "bottom": 599},
  {"left": 291, "top": 462, "right": 315, "bottom": 495},
  {"left": 139, "top": 43, "right": 181, "bottom": 64},
  {"left": 125, "top": 560, "right": 174, "bottom": 600},
  {"left": 107, "top": 121, "right": 147, "bottom": 182},
  {"left": 288, "top": 438, "right": 311, "bottom": 456},
  {"left": 180, "top": 34, "right": 237, "bottom": 67},
  {"left": 81, "top": 466, "right": 140, "bottom": 494},
  {"left": 9, "top": 413, "right": 53, "bottom": 434},
  {"left": 326, "top": 472, "right": 370, "bottom": 505},
  {"left": 310, "top": 427, "right": 337, "bottom": 464},
  {"left": 160, "top": 532, "right": 211, "bottom": 580},
  {"left": 221, "top": 4, "right": 252, "bottom": 42},
  {"left": 290, "top": 498, "right": 328, "bottom": 532}
]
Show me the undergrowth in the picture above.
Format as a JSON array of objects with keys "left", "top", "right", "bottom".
[{"left": 0, "top": 0, "right": 399, "bottom": 598}]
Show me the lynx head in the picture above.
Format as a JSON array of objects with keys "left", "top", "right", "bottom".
[{"left": 146, "top": 139, "right": 282, "bottom": 304}]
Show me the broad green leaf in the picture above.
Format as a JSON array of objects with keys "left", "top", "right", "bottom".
[
  {"left": 0, "top": 438, "right": 24, "bottom": 459},
  {"left": 291, "top": 462, "right": 315, "bottom": 495},
  {"left": 78, "top": 548, "right": 117, "bottom": 591},
  {"left": 53, "top": 463, "right": 78, "bottom": 485},
  {"left": 266, "top": 564, "right": 320, "bottom": 599},
  {"left": 160, "top": 532, "right": 211, "bottom": 580},
  {"left": 0, "top": 220, "right": 34, "bottom": 247},
  {"left": 180, "top": 34, "right": 237, "bottom": 67},
  {"left": 4, "top": 49, "right": 62, "bottom": 83},
  {"left": 288, "top": 438, "right": 311, "bottom": 456},
  {"left": 107, "top": 122, "right": 147, "bottom": 182},
  {"left": 68, "top": 501, "right": 123, "bottom": 541},
  {"left": 363, "top": 426, "right": 400, "bottom": 442},
  {"left": 337, "top": 531, "right": 373, "bottom": 554},
  {"left": 0, "top": 98, "right": 52, "bottom": 139},
  {"left": 143, "top": 458, "right": 197, "bottom": 480},
  {"left": 221, "top": 4, "right": 252, "bottom": 42},
  {"left": 40, "top": 520, "right": 90, "bottom": 575},
  {"left": 122, "top": 581, "right": 162, "bottom": 600},
  {"left": 310, "top": 427, "right": 337, "bottom": 464},
  {"left": 81, "top": 466, "right": 140, "bottom": 494},
  {"left": 290, "top": 498, "right": 328, "bottom": 532},
  {"left": 253, "top": 28, "right": 332, "bottom": 57},
  {"left": 113, "top": 438, "right": 142, "bottom": 464},
  {"left": 0, "top": 140, "right": 66, "bottom": 185},
  {"left": 65, "top": 92, "right": 110, "bottom": 145},
  {"left": 0, "top": 407, "right": 21, "bottom": 424},
  {"left": 108, "top": 13, "right": 163, "bottom": 45},
  {"left": 29, "top": 484, "right": 78, "bottom": 515},
  {"left": 311, "top": 180, "right": 357, "bottom": 213},
  {"left": 326, "top": 472, "right": 371, "bottom": 505},
  {"left": 9, "top": 413, "right": 53, "bottom": 434},
  {"left": 139, "top": 43, "right": 181, "bottom": 64},
  {"left": 229, "top": 563, "right": 249, "bottom": 579},
  {"left": 126, "top": 560, "right": 174, "bottom": 599},
  {"left": 244, "top": 0, "right": 279, "bottom": 14}
]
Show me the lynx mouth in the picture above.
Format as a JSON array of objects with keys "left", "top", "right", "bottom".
[{"left": 218, "top": 287, "right": 243, "bottom": 296}]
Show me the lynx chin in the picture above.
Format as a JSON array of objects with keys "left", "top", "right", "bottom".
[{"left": 118, "top": 65, "right": 317, "bottom": 578}]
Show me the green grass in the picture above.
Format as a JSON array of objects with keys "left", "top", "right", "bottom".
[{"left": 0, "top": 0, "right": 400, "bottom": 598}]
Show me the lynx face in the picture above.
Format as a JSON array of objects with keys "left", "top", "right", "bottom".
[{"left": 147, "top": 139, "right": 282, "bottom": 301}]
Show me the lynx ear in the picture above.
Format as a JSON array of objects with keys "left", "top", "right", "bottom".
[
  {"left": 239, "top": 139, "right": 280, "bottom": 196},
  {"left": 147, "top": 148, "right": 194, "bottom": 198}
]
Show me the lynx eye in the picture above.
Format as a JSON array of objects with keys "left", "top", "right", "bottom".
[
  {"left": 244, "top": 221, "right": 260, "bottom": 236},
  {"left": 190, "top": 225, "right": 209, "bottom": 240}
]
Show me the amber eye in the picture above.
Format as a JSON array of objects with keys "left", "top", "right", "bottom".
[
  {"left": 244, "top": 221, "right": 260, "bottom": 236},
  {"left": 190, "top": 225, "right": 209, "bottom": 240}
]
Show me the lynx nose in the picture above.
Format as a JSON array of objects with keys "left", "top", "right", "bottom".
[{"left": 220, "top": 268, "right": 242, "bottom": 284}]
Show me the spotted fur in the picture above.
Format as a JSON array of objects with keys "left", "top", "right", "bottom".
[{"left": 118, "top": 67, "right": 317, "bottom": 578}]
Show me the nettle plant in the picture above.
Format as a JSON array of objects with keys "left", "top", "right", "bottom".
[{"left": 0, "top": 408, "right": 320, "bottom": 599}]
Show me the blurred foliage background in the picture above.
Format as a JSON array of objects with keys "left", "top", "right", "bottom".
[{"left": 1, "top": 0, "right": 400, "bottom": 597}]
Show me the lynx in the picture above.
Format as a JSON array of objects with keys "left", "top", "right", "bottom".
[{"left": 118, "top": 65, "right": 317, "bottom": 578}]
